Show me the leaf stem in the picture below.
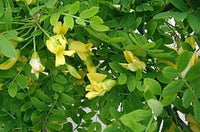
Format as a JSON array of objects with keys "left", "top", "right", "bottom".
[
  {"left": 0, "top": 107, "right": 16, "bottom": 120},
  {"left": 182, "top": 79, "right": 198, "bottom": 102},
  {"left": 35, "top": 22, "right": 51, "bottom": 38},
  {"left": 145, "top": 115, "right": 154, "bottom": 132}
]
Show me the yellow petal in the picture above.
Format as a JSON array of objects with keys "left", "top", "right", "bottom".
[
  {"left": 85, "top": 58, "right": 96, "bottom": 73},
  {"left": 119, "top": 63, "right": 129, "bottom": 70},
  {"left": 181, "top": 52, "right": 198, "bottom": 77},
  {"left": 55, "top": 54, "right": 65, "bottom": 67},
  {"left": 124, "top": 50, "right": 138, "bottom": 63},
  {"left": 87, "top": 73, "right": 107, "bottom": 83},
  {"left": 103, "top": 79, "right": 116, "bottom": 91},
  {"left": 53, "top": 22, "right": 68, "bottom": 35},
  {"left": 78, "top": 53, "right": 87, "bottom": 61},
  {"left": 69, "top": 41, "right": 92, "bottom": 53},
  {"left": 85, "top": 91, "right": 105, "bottom": 100},
  {"left": 46, "top": 35, "right": 66, "bottom": 54},
  {"left": 185, "top": 36, "right": 196, "bottom": 49},
  {"left": 63, "top": 50, "right": 75, "bottom": 56}
]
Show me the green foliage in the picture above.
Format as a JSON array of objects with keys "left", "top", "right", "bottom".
[{"left": 0, "top": 0, "right": 200, "bottom": 131}]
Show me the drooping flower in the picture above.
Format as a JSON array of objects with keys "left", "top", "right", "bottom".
[
  {"left": 46, "top": 35, "right": 75, "bottom": 67},
  {"left": 120, "top": 50, "right": 146, "bottom": 72},
  {"left": 69, "top": 41, "right": 96, "bottom": 73},
  {"left": 29, "top": 51, "right": 45, "bottom": 79},
  {"left": 181, "top": 52, "right": 198, "bottom": 78},
  {"left": 69, "top": 41, "right": 93, "bottom": 61},
  {"left": 85, "top": 73, "right": 116, "bottom": 99},
  {"left": 53, "top": 22, "right": 68, "bottom": 35}
]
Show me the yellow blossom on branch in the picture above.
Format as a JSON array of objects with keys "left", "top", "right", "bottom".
[
  {"left": 29, "top": 51, "right": 45, "bottom": 79},
  {"left": 46, "top": 35, "right": 75, "bottom": 67},
  {"left": 85, "top": 73, "right": 116, "bottom": 99},
  {"left": 69, "top": 41, "right": 93, "bottom": 61},
  {"left": 120, "top": 50, "right": 146, "bottom": 72},
  {"left": 69, "top": 41, "right": 96, "bottom": 73},
  {"left": 53, "top": 22, "right": 68, "bottom": 35}
]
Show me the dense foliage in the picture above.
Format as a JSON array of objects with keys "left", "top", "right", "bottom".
[{"left": 0, "top": 0, "right": 200, "bottom": 131}]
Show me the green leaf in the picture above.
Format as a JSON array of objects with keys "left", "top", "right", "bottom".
[
  {"left": 104, "top": 126, "right": 119, "bottom": 132},
  {"left": 129, "top": 33, "right": 147, "bottom": 46},
  {"left": 69, "top": 1, "right": 80, "bottom": 14},
  {"left": 146, "top": 20, "right": 157, "bottom": 37},
  {"left": 36, "top": 90, "right": 51, "bottom": 103},
  {"left": 50, "top": 14, "right": 60, "bottom": 26},
  {"left": 52, "top": 83, "right": 64, "bottom": 92},
  {"left": 4, "top": 30, "right": 18, "bottom": 40},
  {"left": 0, "top": 69, "right": 17, "bottom": 78},
  {"left": 118, "top": 74, "right": 127, "bottom": 85},
  {"left": 127, "top": 75, "right": 136, "bottom": 92},
  {"left": 0, "top": 36, "right": 17, "bottom": 58},
  {"left": 154, "top": 12, "right": 187, "bottom": 21},
  {"left": 185, "top": 60, "right": 200, "bottom": 93},
  {"left": 7, "top": 82, "right": 18, "bottom": 98},
  {"left": 162, "top": 66, "right": 178, "bottom": 80},
  {"left": 194, "top": 100, "right": 200, "bottom": 123},
  {"left": 163, "top": 80, "right": 184, "bottom": 96},
  {"left": 60, "top": 93, "right": 75, "bottom": 105},
  {"left": 136, "top": 3, "right": 154, "bottom": 12},
  {"left": 90, "top": 21, "right": 109, "bottom": 32},
  {"left": 33, "top": 122, "right": 43, "bottom": 131},
  {"left": 136, "top": 70, "right": 142, "bottom": 80},
  {"left": 177, "top": 51, "right": 192, "bottom": 73},
  {"left": 187, "top": 13, "right": 200, "bottom": 33},
  {"left": 147, "top": 99, "right": 163, "bottom": 116},
  {"left": 45, "top": 0, "right": 57, "bottom": 8},
  {"left": 182, "top": 89, "right": 192, "bottom": 108},
  {"left": 30, "top": 6, "right": 44, "bottom": 16},
  {"left": 47, "top": 122, "right": 63, "bottom": 131},
  {"left": 64, "top": 15, "right": 74, "bottom": 29},
  {"left": 83, "top": 112, "right": 96, "bottom": 121},
  {"left": 120, "top": 109, "right": 152, "bottom": 131},
  {"left": 75, "top": 18, "right": 86, "bottom": 26},
  {"left": 88, "top": 122, "right": 102, "bottom": 132},
  {"left": 120, "top": 109, "right": 152, "bottom": 122},
  {"left": 4, "top": 3, "right": 12, "bottom": 30},
  {"left": 31, "top": 97, "right": 48, "bottom": 111},
  {"left": 20, "top": 102, "right": 32, "bottom": 112},
  {"left": 144, "top": 78, "right": 161, "bottom": 95},
  {"left": 109, "top": 107, "right": 122, "bottom": 119},
  {"left": 169, "top": 0, "right": 188, "bottom": 12},
  {"left": 0, "top": 0, "right": 4, "bottom": 17},
  {"left": 109, "top": 37, "right": 125, "bottom": 43},
  {"left": 161, "top": 94, "right": 176, "bottom": 106},
  {"left": 16, "top": 74, "right": 28, "bottom": 89},
  {"left": 54, "top": 75, "right": 68, "bottom": 84},
  {"left": 79, "top": 7, "right": 99, "bottom": 19}
]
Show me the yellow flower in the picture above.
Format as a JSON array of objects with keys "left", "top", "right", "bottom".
[
  {"left": 120, "top": 50, "right": 146, "bottom": 72},
  {"left": 29, "top": 52, "right": 45, "bottom": 79},
  {"left": 53, "top": 22, "right": 68, "bottom": 35},
  {"left": 185, "top": 36, "right": 196, "bottom": 49},
  {"left": 181, "top": 52, "right": 198, "bottom": 77},
  {"left": 69, "top": 41, "right": 93, "bottom": 61},
  {"left": 25, "top": 0, "right": 36, "bottom": 5},
  {"left": 46, "top": 35, "right": 75, "bottom": 67},
  {"left": 178, "top": 36, "right": 197, "bottom": 54},
  {"left": 85, "top": 73, "right": 116, "bottom": 99},
  {"left": 69, "top": 41, "right": 96, "bottom": 73}
]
